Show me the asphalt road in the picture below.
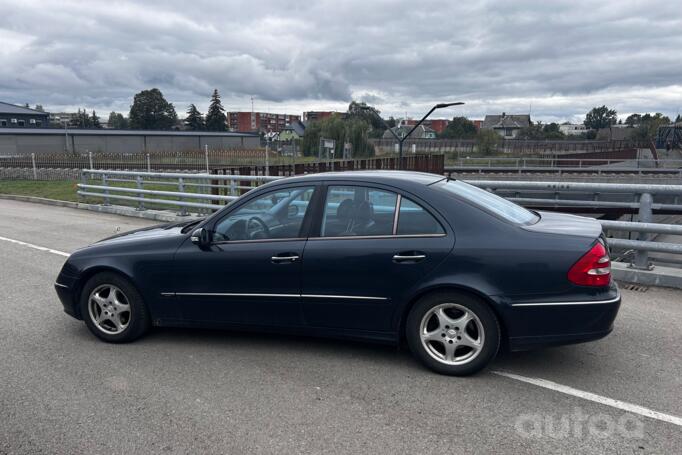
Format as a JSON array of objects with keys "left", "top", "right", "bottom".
[{"left": 0, "top": 199, "right": 680, "bottom": 454}]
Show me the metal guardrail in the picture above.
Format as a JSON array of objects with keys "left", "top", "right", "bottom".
[
  {"left": 445, "top": 165, "right": 682, "bottom": 177},
  {"left": 78, "top": 170, "right": 682, "bottom": 270},
  {"left": 447, "top": 157, "right": 682, "bottom": 168},
  {"left": 78, "top": 169, "right": 281, "bottom": 214}
]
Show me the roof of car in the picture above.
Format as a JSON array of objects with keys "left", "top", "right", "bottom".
[{"left": 272, "top": 170, "right": 445, "bottom": 186}]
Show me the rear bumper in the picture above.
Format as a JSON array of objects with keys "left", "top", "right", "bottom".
[{"left": 504, "top": 292, "right": 621, "bottom": 351}]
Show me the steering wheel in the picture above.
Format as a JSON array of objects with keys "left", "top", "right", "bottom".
[{"left": 246, "top": 216, "right": 270, "bottom": 239}]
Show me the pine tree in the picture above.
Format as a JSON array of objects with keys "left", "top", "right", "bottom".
[
  {"left": 185, "top": 104, "right": 205, "bottom": 131},
  {"left": 91, "top": 110, "right": 101, "bottom": 128},
  {"left": 205, "top": 89, "right": 227, "bottom": 131}
]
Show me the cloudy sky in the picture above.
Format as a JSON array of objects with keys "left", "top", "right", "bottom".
[{"left": 1, "top": 0, "right": 681, "bottom": 123}]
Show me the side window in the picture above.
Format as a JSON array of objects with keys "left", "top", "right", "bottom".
[
  {"left": 396, "top": 198, "right": 445, "bottom": 235},
  {"left": 214, "top": 186, "right": 315, "bottom": 241},
  {"left": 321, "top": 186, "right": 397, "bottom": 237}
]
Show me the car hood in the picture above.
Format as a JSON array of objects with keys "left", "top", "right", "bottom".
[
  {"left": 521, "top": 211, "right": 602, "bottom": 239},
  {"left": 95, "top": 220, "right": 198, "bottom": 245}
]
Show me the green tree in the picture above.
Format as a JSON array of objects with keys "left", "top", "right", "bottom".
[
  {"left": 205, "top": 89, "right": 227, "bottom": 131},
  {"left": 675, "top": 114, "right": 681, "bottom": 123},
  {"left": 440, "top": 116, "right": 477, "bottom": 139},
  {"left": 386, "top": 116, "right": 397, "bottom": 128},
  {"left": 542, "top": 122, "right": 565, "bottom": 139},
  {"left": 584, "top": 105, "right": 617, "bottom": 130},
  {"left": 625, "top": 113, "right": 641, "bottom": 127},
  {"left": 300, "top": 114, "right": 374, "bottom": 158},
  {"left": 516, "top": 122, "right": 547, "bottom": 140},
  {"left": 34, "top": 104, "right": 44, "bottom": 112},
  {"left": 631, "top": 113, "right": 671, "bottom": 141},
  {"left": 129, "top": 88, "right": 178, "bottom": 130},
  {"left": 344, "top": 117, "right": 374, "bottom": 158},
  {"left": 347, "top": 100, "right": 387, "bottom": 138},
  {"left": 75, "top": 108, "right": 92, "bottom": 128},
  {"left": 301, "top": 121, "right": 322, "bottom": 157},
  {"left": 185, "top": 104, "right": 205, "bottom": 131},
  {"left": 91, "top": 110, "right": 101, "bottom": 128},
  {"left": 476, "top": 129, "right": 501, "bottom": 155},
  {"left": 107, "top": 112, "right": 129, "bottom": 129}
]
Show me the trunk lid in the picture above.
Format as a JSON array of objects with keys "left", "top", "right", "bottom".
[{"left": 522, "top": 211, "right": 602, "bottom": 239}]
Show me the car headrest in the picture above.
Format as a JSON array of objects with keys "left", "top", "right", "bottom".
[
  {"left": 355, "top": 201, "right": 374, "bottom": 223},
  {"left": 337, "top": 199, "right": 355, "bottom": 221}
]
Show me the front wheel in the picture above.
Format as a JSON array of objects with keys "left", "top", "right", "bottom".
[
  {"left": 80, "top": 272, "right": 151, "bottom": 343},
  {"left": 406, "top": 292, "right": 500, "bottom": 376}
]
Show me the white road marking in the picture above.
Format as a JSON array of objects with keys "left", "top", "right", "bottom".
[
  {"left": 0, "top": 235, "right": 70, "bottom": 257},
  {"left": 493, "top": 370, "right": 682, "bottom": 427}
]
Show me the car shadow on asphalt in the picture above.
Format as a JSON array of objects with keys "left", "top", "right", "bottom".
[{"left": 69, "top": 322, "right": 594, "bottom": 377}]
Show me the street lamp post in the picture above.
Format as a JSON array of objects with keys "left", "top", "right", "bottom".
[{"left": 361, "top": 102, "right": 464, "bottom": 169}]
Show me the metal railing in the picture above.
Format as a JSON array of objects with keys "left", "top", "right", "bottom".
[
  {"left": 446, "top": 156, "right": 682, "bottom": 169},
  {"left": 78, "top": 169, "right": 281, "bottom": 215},
  {"left": 78, "top": 170, "right": 682, "bottom": 270}
]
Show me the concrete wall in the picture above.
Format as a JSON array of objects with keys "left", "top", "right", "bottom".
[{"left": 0, "top": 132, "right": 259, "bottom": 155}]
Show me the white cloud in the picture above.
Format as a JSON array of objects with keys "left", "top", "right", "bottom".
[{"left": 0, "top": 0, "right": 680, "bottom": 121}]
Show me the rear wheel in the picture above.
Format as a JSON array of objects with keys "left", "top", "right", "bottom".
[
  {"left": 406, "top": 291, "right": 500, "bottom": 375},
  {"left": 80, "top": 272, "right": 150, "bottom": 343}
]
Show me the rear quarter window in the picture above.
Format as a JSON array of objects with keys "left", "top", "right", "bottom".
[{"left": 435, "top": 180, "right": 538, "bottom": 225}]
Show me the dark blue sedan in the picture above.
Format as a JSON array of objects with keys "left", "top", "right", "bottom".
[{"left": 55, "top": 171, "right": 620, "bottom": 375}]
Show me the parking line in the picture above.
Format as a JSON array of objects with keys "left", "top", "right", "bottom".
[
  {"left": 493, "top": 370, "right": 682, "bottom": 427},
  {"left": 0, "top": 235, "right": 70, "bottom": 257}
]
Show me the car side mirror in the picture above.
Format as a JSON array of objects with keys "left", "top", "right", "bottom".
[{"left": 191, "top": 227, "right": 212, "bottom": 249}]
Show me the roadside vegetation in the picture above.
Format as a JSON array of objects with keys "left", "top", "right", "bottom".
[{"left": 0, "top": 179, "right": 233, "bottom": 212}]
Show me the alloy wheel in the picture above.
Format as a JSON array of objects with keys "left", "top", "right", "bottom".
[
  {"left": 88, "top": 284, "right": 131, "bottom": 335},
  {"left": 419, "top": 303, "right": 485, "bottom": 365}
]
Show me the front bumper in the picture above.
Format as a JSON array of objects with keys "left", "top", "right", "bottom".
[
  {"left": 503, "top": 291, "right": 621, "bottom": 351},
  {"left": 54, "top": 264, "right": 83, "bottom": 320}
]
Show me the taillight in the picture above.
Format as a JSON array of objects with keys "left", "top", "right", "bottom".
[{"left": 567, "top": 241, "right": 611, "bottom": 287}]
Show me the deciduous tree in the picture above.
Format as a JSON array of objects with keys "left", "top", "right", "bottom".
[
  {"left": 440, "top": 117, "right": 477, "bottom": 139},
  {"left": 107, "top": 112, "right": 129, "bottom": 129},
  {"left": 584, "top": 106, "right": 617, "bottom": 130},
  {"left": 129, "top": 88, "right": 178, "bottom": 130}
]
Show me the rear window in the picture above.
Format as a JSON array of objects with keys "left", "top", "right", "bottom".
[{"left": 435, "top": 180, "right": 539, "bottom": 225}]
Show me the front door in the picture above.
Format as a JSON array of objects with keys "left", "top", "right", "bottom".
[
  {"left": 172, "top": 185, "right": 317, "bottom": 327},
  {"left": 301, "top": 185, "right": 454, "bottom": 332}
]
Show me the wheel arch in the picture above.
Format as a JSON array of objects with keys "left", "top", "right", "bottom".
[
  {"left": 397, "top": 285, "right": 508, "bottom": 348},
  {"left": 73, "top": 266, "right": 138, "bottom": 318}
]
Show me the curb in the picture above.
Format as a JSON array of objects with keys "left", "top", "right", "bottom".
[
  {"left": 612, "top": 261, "right": 682, "bottom": 290},
  {"left": 0, "top": 194, "right": 201, "bottom": 223},
  {"left": 0, "top": 194, "right": 79, "bottom": 209}
]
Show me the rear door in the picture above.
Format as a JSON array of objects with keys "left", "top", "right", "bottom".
[{"left": 300, "top": 184, "right": 454, "bottom": 332}]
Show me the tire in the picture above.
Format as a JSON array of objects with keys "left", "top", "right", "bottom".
[
  {"left": 406, "top": 291, "right": 500, "bottom": 376},
  {"left": 79, "top": 272, "right": 151, "bottom": 343}
]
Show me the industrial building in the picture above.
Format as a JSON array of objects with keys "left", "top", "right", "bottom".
[
  {"left": 0, "top": 102, "right": 50, "bottom": 128},
  {"left": 0, "top": 128, "right": 260, "bottom": 155}
]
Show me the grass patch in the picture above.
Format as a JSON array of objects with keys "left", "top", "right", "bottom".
[
  {"left": 0, "top": 180, "right": 81, "bottom": 202},
  {"left": 0, "top": 179, "right": 236, "bottom": 213}
]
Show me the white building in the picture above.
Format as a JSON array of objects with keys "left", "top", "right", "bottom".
[{"left": 559, "top": 123, "right": 587, "bottom": 135}]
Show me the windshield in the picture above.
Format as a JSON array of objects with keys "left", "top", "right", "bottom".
[{"left": 435, "top": 180, "right": 539, "bottom": 225}]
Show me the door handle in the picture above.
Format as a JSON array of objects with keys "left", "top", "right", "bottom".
[
  {"left": 271, "top": 255, "right": 299, "bottom": 263},
  {"left": 393, "top": 253, "right": 426, "bottom": 263}
]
